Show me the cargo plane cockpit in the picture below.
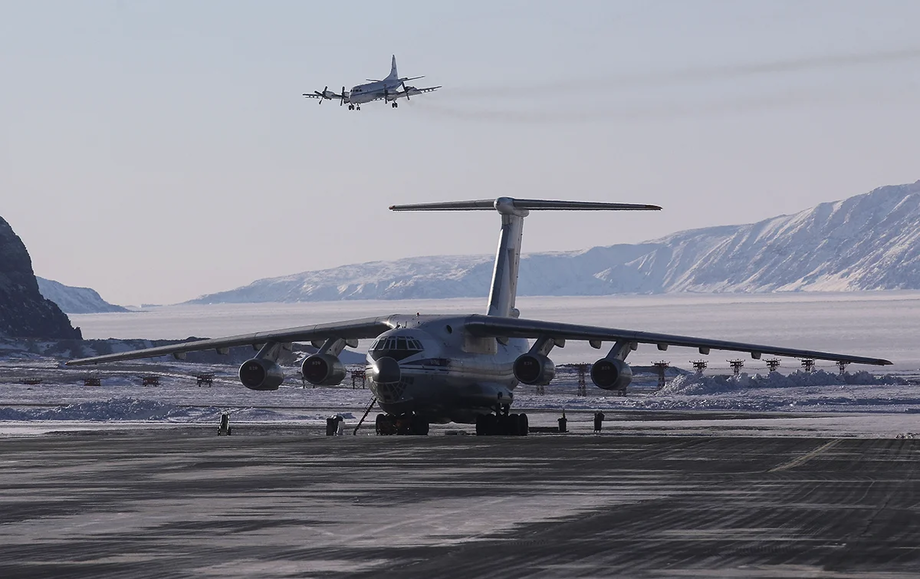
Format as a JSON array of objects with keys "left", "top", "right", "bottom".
[
  {"left": 303, "top": 55, "right": 440, "bottom": 110},
  {"left": 68, "top": 198, "right": 892, "bottom": 435}
]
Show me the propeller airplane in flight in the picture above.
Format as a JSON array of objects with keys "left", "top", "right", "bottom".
[{"left": 303, "top": 55, "right": 440, "bottom": 110}]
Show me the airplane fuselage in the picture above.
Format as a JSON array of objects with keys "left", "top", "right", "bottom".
[
  {"left": 349, "top": 79, "right": 403, "bottom": 104},
  {"left": 365, "top": 315, "right": 528, "bottom": 424}
]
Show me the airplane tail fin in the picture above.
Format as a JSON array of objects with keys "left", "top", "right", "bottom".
[
  {"left": 390, "top": 198, "right": 661, "bottom": 317},
  {"left": 386, "top": 55, "right": 398, "bottom": 81}
]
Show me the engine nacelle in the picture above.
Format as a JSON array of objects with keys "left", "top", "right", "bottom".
[
  {"left": 513, "top": 353, "right": 556, "bottom": 385},
  {"left": 591, "top": 358, "right": 633, "bottom": 391},
  {"left": 238, "top": 358, "right": 284, "bottom": 391},
  {"left": 301, "top": 353, "right": 346, "bottom": 386}
]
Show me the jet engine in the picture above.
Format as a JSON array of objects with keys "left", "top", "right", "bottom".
[
  {"left": 238, "top": 358, "right": 284, "bottom": 391},
  {"left": 590, "top": 359, "right": 633, "bottom": 391},
  {"left": 301, "top": 353, "right": 346, "bottom": 386},
  {"left": 513, "top": 353, "right": 556, "bottom": 385}
]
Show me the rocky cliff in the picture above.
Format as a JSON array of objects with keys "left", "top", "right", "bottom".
[{"left": 0, "top": 217, "right": 82, "bottom": 339}]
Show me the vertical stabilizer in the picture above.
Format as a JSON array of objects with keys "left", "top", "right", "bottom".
[
  {"left": 487, "top": 199, "right": 527, "bottom": 317},
  {"left": 389, "top": 198, "right": 661, "bottom": 317},
  {"left": 386, "top": 55, "right": 398, "bottom": 81}
]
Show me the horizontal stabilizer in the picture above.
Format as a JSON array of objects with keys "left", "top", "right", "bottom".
[{"left": 390, "top": 198, "right": 661, "bottom": 212}]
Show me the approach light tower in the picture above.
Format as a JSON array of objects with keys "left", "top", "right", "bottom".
[
  {"left": 728, "top": 359, "right": 745, "bottom": 377},
  {"left": 801, "top": 358, "right": 816, "bottom": 373},
  {"left": 691, "top": 360, "right": 708, "bottom": 374},
  {"left": 653, "top": 361, "right": 670, "bottom": 389},
  {"left": 576, "top": 363, "right": 588, "bottom": 397},
  {"left": 837, "top": 360, "right": 850, "bottom": 377},
  {"left": 765, "top": 358, "right": 781, "bottom": 373}
]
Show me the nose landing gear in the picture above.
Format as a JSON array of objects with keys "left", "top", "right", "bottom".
[
  {"left": 375, "top": 413, "right": 429, "bottom": 435},
  {"left": 475, "top": 406, "right": 529, "bottom": 436}
]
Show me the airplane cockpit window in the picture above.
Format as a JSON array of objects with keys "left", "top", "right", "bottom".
[{"left": 369, "top": 336, "right": 424, "bottom": 361}]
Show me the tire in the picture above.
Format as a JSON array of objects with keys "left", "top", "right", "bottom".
[
  {"left": 475, "top": 414, "right": 485, "bottom": 436},
  {"left": 411, "top": 415, "right": 430, "bottom": 436},
  {"left": 486, "top": 414, "right": 499, "bottom": 436},
  {"left": 518, "top": 413, "right": 528, "bottom": 436}
]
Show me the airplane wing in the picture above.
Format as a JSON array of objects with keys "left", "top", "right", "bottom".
[
  {"left": 303, "top": 87, "right": 350, "bottom": 104},
  {"left": 66, "top": 317, "right": 394, "bottom": 366},
  {"left": 390, "top": 85, "right": 441, "bottom": 101},
  {"left": 464, "top": 315, "right": 892, "bottom": 366}
]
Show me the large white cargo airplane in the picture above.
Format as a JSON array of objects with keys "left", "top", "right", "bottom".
[
  {"left": 68, "top": 198, "right": 892, "bottom": 435},
  {"left": 303, "top": 55, "right": 440, "bottom": 110}
]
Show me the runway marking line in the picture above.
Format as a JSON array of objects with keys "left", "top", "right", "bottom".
[{"left": 768, "top": 439, "right": 841, "bottom": 473}]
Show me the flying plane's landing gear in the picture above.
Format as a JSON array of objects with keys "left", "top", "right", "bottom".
[
  {"left": 391, "top": 102, "right": 398, "bottom": 108},
  {"left": 375, "top": 413, "right": 429, "bottom": 435},
  {"left": 475, "top": 407, "right": 529, "bottom": 436},
  {"left": 348, "top": 104, "right": 361, "bottom": 111}
]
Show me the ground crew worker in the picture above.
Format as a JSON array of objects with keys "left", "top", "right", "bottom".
[{"left": 594, "top": 411, "right": 605, "bottom": 433}]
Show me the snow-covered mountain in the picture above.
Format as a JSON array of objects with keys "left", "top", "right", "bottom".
[
  {"left": 187, "top": 181, "right": 920, "bottom": 304},
  {"left": 36, "top": 278, "right": 128, "bottom": 314}
]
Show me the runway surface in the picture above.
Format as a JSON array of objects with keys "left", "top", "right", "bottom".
[{"left": 2, "top": 424, "right": 920, "bottom": 578}]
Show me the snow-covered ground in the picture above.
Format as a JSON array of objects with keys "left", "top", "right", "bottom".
[{"left": 2, "top": 356, "right": 919, "bottom": 438}]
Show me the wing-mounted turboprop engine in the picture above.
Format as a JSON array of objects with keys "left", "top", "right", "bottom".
[
  {"left": 302, "top": 337, "right": 356, "bottom": 386},
  {"left": 513, "top": 336, "right": 563, "bottom": 385},
  {"left": 239, "top": 341, "right": 292, "bottom": 391},
  {"left": 313, "top": 86, "right": 333, "bottom": 104},
  {"left": 591, "top": 340, "right": 636, "bottom": 392}
]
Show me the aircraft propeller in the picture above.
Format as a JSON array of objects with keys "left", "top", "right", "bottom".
[
  {"left": 314, "top": 86, "right": 329, "bottom": 104},
  {"left": 340, "top": 85, "right": 346, "bottom": 106},
  {"left": 401, "top": 80, "right": 410, "bottom": 101}
]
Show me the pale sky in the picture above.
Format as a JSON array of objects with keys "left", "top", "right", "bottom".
[{"left": 2, "top": 0, "right": 918, "bottom": 306}]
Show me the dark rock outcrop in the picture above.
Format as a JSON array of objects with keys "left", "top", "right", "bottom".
[{"left": 0, "top": 217, "right": 82, "bottom": 339}]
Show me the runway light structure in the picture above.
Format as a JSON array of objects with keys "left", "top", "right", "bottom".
[
  {"left": 653, "top": 361, "right": 670, "bottom": 389},
  {"left": 801, "top": 358, "right": 816, "bottom": 373},
  {"left": 576, "top": 363, "right": 589, "bottom": 397},
  {"left": 728, "top": 359, "right": 745, "bottom": 376},
  {"left": 837, "top": 360, "right": 850, "bottom": 377},
  {"left": 691, "top": 360, "right": 708, "bottom": 374},
  {"left": 765, "top": 358, "right": 781, "bottom": 373}
]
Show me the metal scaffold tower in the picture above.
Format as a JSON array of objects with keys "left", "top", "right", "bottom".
[
  {"left": 691, "top": 360, "right": 708, "bottom": 374},
  {"left": 653, "top": 361, "right": 670, "bottom": 389},
  {"left": 576, "top": 363, "right": 588, "bottom": 397},
  {"left": 728, "top": 359, "right": 745, "bottom": 376},
  {"left": 765, "top": 358, "right": 781, "bottom": 373},
  {"left": 801, "top": 358, "right": 816, "bottom": 373},
  {"left": 837, "top": 360, "right": 850, "bottom": 377}
]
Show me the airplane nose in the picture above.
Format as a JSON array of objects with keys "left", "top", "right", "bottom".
[{"left": 370, "top": 356, "right": 401, "bottom": 384}]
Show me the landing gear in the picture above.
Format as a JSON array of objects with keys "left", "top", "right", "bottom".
[
  {"left": 475, "top": 407, "right": 529, "bottom": 436},
  {"left": 348, "top": 104, "right": 360, "bottom": 111},
  {"left": 391, "top": 102, "right": 398, "bottom": 108},
  {"left": 375, "top": 413, "right": 429, "bottom": 435}
]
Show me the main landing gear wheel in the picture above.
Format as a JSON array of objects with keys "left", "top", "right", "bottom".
[
  {"left": 391, "top": 102, "right": 398, "bottom": 108},
  {"left": 476, "top": 411, "right": 529, "bottom": 436},
  {"left": 375, "top": 413, "right": 429, "bottom": 435}
]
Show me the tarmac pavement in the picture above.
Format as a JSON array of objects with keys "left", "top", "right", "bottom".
[{"left": 1, "top": 421, "right": 919, "bottom": 578}]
